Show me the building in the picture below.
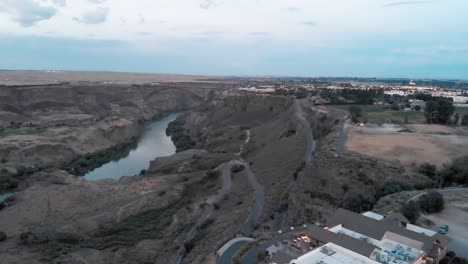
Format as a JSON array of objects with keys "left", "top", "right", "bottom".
[
  {"left": 289, "top": 242, "right": 381, "bottom": 264},
  {"left": 281, "top": 209, "right": 448, "bottom": 264}
]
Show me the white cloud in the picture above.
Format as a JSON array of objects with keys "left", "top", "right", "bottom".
[
  {"left": 0, "top": 0, "right": 57, "bottom": 27},
  {"left": 88, "top": 0, "right": 107, "bottom": 4},
  {"left": 51, "top": 0, "right": 67, "bottom": 7},
  {"left": 200, "top": 0, "right": 215, "bottom": 10},
  {"left": 73, "top": 6, "right": 109, "bottom": 24},
  {"left": 0, "top": 0, "right": 466, "bottom": 52}
]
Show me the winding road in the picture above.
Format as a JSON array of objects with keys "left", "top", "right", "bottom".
[
  {"left": 294, "top": 99, "right": 315, "bottom": 162},
  {"left": 175, "top": 129, "right": 265, "bottom": 264},
  {"left": 240, "top": 163, "right": 265, "bottom": 236},
  {"left": 217, "top": 99, "right": 318, "bottom": 263},
  {"left": 408, "top": 187, "right": 468, "bottom": 203},
  {"left": 337, "top": 119, "right": 350, "bottom": 156}
]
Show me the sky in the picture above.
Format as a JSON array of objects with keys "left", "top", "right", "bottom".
[{"left": 0, "top": 0, "right": 467, "bottom": 79}]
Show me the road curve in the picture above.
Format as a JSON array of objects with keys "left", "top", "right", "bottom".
[
  {"left": 241, "top": 163, "right": 265, "bottom": 236},
  {"left": 408, "top": 187, "right": 468, "bottom": 203},
  {"left": 294, "top": 99, "right": 315, "bottom": 162},
  {"left": 337, "top": 119, "right": 350, "bottom": 157},
  {"left": 174, "top": 162, "right": 235, "bottom": 264}
]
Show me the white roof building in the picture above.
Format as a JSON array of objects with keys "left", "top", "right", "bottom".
[{"left": 289, "top": 243, "right": 380, "bottom": 264}]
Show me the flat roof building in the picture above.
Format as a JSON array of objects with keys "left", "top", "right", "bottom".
[
  {"left": 289, "top": 242, "right": 381, "bottom": 264},
  {"left": 283, "top": 209, "right": 448, "bottom": 264}
]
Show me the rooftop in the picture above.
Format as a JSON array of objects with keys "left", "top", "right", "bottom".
[
  {"left": 329, "top": 225, "right": 425, "bottom": 264},
  {"left": 327, "top": 209, "right": 448, "bottom": 258},
  {"left": 289, "top": 243, "right": 380, "bottom": 264}
]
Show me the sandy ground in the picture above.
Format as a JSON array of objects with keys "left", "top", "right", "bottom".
[{"left": 346, "top": 125, "right": 468, "bottom": 166}]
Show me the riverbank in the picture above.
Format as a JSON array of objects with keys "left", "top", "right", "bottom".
[{"left": 0, "top": 83, "right": 209, "bottom": 192}]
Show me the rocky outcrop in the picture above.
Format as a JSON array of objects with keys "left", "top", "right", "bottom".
[{"left": 0, "top": 84, "right": 213, "bottom": 172}]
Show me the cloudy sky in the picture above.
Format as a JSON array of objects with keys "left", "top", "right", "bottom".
[{"left": 0, "top": 0, "right": 467, "bottom": 78}]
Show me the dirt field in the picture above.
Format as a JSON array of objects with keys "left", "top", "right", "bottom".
[
  {"left": 346, "top": 125, "right": 468, "bottom": 166},
  {"left": 406, "top": 124, "right": 457, "bottom": 134}
]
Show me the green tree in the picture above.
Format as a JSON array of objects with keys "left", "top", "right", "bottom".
[
  {"left": 348, "top": 106, "right": 362, "bottom": 123},
  {"left": 400, "top": 201, "right": 421, "bottom": 224},
  {"left": 257, "top": 249, "right": 269, "bottom": 262},
  {"left": 378, "top": 181, "right": 414, "bottom": 198},
  {"left": 418, "top": 191, "right": 444, "bottom": 213},
  {"left": 404, "top": 112, "right": 409, "bottom": 124},
  {"left": 418, "top": 162, "right": 437, "bottom": 179},
  {"left": 454, "top": 113, "right": 460, "bottom": 125},
  {"left": 342, "top": 193, "right": 375, "bottom": 213},
  {"left": 439, "top": 156, "right": 468, "bottom": 186},
  {"left": 462, "top": 115, "right": 468, "bottom": 126},
  {"left": 391, "top": 102, "right": 400, "bottom": 111},
  {"left": 424, "top": 99, "right": 455, "bottom": 124}
]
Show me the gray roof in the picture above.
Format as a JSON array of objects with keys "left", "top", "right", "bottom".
[
  {"left": 304, "top": 225, "right": 379, "bottom": 257},
  {"left": 327, "top": 208, "right": 448, "bottom": 258},
  {"left": 382, "top": 212, "right": 409, "bottom": 225}
]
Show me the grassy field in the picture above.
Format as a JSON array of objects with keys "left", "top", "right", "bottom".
[{"left": 331, "top": 104, "right": 468, "bottom": 125}]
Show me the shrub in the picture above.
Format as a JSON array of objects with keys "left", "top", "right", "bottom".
[
  {"left": 0, "top": 232, "right": 6, "bottom": 242},
  {"left": 20, "top": 232, "right": 38, "bottom": 245},
  {"left": 378, "top": 181, "right": 414, "bottom": 197},
  {"left": 231, "top": 164, "right": 245, "bottom": 173},
  {"left": 439, "top": 156, "right": 468, "bottom": 186},
  {"left": 400, "top": 201, "right": 420, "bottom": 224},
  {"left": 357, "top": 172, "right": 373, "bottom": 185},
  {"left": 199, "top": 218, "right": 215, "bottom": 230},
  {"left": 418, "top": 163, "right": 437, "bottom": 179},
  {"left": 348, "top": 106, "right": 362, "bottom": 123},
  {"left": 418, "top": 191, "right": 444, "bottom": 213},
  {"left": 257, "top": 249, "right": 269, "bottom": 262},
  {"left": 342, "top": 193, "right": 375, "bottom": 213},
  {"left": 206, "top": 170, "right": 220, "bottom": 179},
  {"left": 424, "top": 99, "right": 455, "bottom": 124},
  {"left": 462, "top": 115, "right": 468, "bottom": 126},
  {"left": 166, "top": 120, "right": 195, "bottom": 152}
]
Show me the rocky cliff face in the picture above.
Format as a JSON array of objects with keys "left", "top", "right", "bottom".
[{"left": 0, "top": 84, "right": 210, "bottom": 171}]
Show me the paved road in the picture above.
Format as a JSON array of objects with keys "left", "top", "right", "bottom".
[
  {"left": 241, "top": 163, "right": 265, "bottom": 236},
  {"left": 408, "top": 187, "right": 468, "bottom": 203},
  {"left": 337, "top": 119, "right": 350, "bottom": 156},
  {"left": 423, "top": 206, "right": 468, "bottom": 258},
  {"left": 243, "top": 233, "right": 293, "bottom": 264},
  {"left": 294, "top": 99, "right": 315, "bottom": 162},
  {"left": 218, "top": 240, "right": 251, "bottom": 264},
  {"left": 175, "top": 162, "right": 236, "bottom": 264},
  {"left": 408, "top": 188, "right": 468, "bottom": 259}
]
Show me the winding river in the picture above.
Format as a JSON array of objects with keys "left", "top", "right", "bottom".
[{"left": 84, "top": 113, "right": 180, "bottom": 181}]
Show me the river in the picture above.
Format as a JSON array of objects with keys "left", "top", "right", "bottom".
[
  {"left": 0, "top": 192, "right": 12, "bottom": 203},
  {"left": 84, "top": 113, "right": 180, "bottom": 181}
]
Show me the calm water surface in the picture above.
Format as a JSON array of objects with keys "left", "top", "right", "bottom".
[
  {"left": 84, "top": 113, "right": 180, "bottom": 181},
  {"left": 0, "top": 192, "right": 12, "bottom": 203}
]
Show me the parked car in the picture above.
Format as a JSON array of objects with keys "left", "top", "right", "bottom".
[{"left": 438, "top": 225, "right": 449, "bottom": 234}]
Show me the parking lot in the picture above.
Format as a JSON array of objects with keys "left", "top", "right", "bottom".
[{"left": 422, "top": 205, "right": 468, "bottom": 258}]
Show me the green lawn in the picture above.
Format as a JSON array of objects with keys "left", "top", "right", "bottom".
[
  {"left": 331, "top": 104, "right": 468, "bottom": 125},
  {"left": 330, "top": 104, "right": 422, "bottom": 124},
  {"left": 454, "top": 106, "right": 468, "bottom": 116}
]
